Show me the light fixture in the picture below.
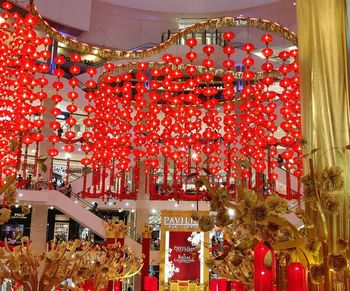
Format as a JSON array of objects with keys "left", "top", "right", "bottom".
[
  {"left": 151, "top": 208, "right": 157, "bottom": 214},
  {"left": 228, "top": 209, "right": 235, "bottom": 217}
]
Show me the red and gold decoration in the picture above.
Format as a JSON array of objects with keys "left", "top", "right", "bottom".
[
  {"left": 0, "top": 237, "right": 143, "bottom": 291},
  {"left": 193, "top": 167, "right": 350, "bottom": 290},
  {"left": 1, "top": 1, "right": 348, "bottom": 290},
  {"left": 0, "top": 1, "right": 303, "bottom": 204},
  {"left": 141, "top": 224, "right": 152, "bottom": 291},
  {"left": 29, "top": 0, "right": 297, "bottom": 60},
  {"left": 159, "top": 210, "right": 209, "bottom": 291}
]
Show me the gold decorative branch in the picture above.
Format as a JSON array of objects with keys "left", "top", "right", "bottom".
[{"left": 0, "top": 238, "right": 143, "bottom": 291}]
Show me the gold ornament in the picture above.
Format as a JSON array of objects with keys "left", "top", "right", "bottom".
[
  {"left": 30, "top": 2, "right": 297, "bottom": 61},
  {"left": 0, "top": 237, "right": 143, "bottom": 291}
]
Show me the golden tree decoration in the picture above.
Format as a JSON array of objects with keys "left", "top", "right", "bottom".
[
  {"left": 192, "top": 160, "right": 350, "bottom": 288},
  {"left": 0, "top": 237, "right": 143, "bottom": 290},
  {"left": 0, "top": 176, "right": 18, "bottom": 225}
]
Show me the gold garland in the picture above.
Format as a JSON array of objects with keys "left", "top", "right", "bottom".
[
  {"left": 97, "top": 61, "right": 283, "bottom": 83},
  {"left": 29, "top": 3, "right": 297, "bottom": 60}
]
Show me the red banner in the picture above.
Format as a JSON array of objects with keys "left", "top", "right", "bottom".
[{"left": 168, "top": 231, "right": 200, "bottom": 281}]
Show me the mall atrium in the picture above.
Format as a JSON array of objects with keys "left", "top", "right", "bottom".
[{"left": 0, "top": 0, "right": 349, "bottom": 290}]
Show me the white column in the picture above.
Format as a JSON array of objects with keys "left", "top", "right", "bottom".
[
  {"left": 30, "top": 205, "right": 48, "bottom": 252},
  {"left": 134, "top": 163, "right": 150, "bottom": 291}
]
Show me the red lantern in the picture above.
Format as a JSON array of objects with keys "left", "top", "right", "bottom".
[{"left": 287, "top": 263, "right": 307, "bottom": 291}]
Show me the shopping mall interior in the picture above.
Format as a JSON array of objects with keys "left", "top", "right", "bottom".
[{"left": 0, "top": 0, "right": 349, "bottom": 290}]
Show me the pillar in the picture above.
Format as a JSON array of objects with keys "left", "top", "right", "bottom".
[
  {"left": 38, "top": 99, "right": 56, "bottom": 182},
  {"left": 141, "top": 224, "right": 151, "bottom": 291},
  {"left": 29, "top": 205, "right": 48, "bottom": 252},
  {"left": 134, "top": 162, "right": 150, "bottom": 291},
  {"left": 254, "top": 242, "right": 273, "bottom": 291},
  {"left": 297, "top": 0, "right": 350, "bottom": 289},
  {"left": 103, "top": 220, "right": 127, "bottom": 291}
]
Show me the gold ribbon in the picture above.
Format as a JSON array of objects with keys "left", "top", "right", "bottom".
[{"left": 30, "top": 2, "right": 297, "bottom": 60}]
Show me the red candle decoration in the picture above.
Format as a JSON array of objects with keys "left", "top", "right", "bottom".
[
  {"left": 210, "top": 278, "right": 218, "bottom": 291},
  {"left": 287, "top": 262, "right": 307, "bottom": 291},
  {"left": 231, "top": 281, "right": 244, "bottom": 291},
  {"left": 254, "top": 242, "right": 273, "bottom": 291}
]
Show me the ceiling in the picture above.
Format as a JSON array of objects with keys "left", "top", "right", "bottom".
[{"left": 97, "top": 0, "right": 281, "bottom": 14}]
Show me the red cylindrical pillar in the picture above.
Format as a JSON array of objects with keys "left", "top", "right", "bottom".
[
  {"left": 231, "top": 281, "right": 244, "bottom": 291},
  {"left": 218, "top": 278, "right": 227, "bottom": 290},
  {"left": 210, "top": 278, "right": 218, "bottom": 291},
  {"left": 141, "top": 224, "right": 151, "bottom": 290},
  {"left": 254, "top": 241, "right": 273, "bottom": 291},
  {"left": 287, "top": 262, "right": 307, "bottom": 291},
  {"left": 109, "top": 224, "right": 126, "bottom": 291},
  {"left": 150, "top": 277, "right": 158, "bottom": 291}
]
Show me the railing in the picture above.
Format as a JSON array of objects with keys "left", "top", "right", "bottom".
[
  {"left": 127, "top": 229, "right": 142, "bottom": 244},
  {"left": 131, "top": 42, "right": 159, "bottom": 51},
  {"left": 70, "top": 191, "right": 94, "bottom": 209}
]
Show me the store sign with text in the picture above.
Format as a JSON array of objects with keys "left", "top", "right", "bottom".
[{"left": 168, "top": 231, "right": 200, "bottom": 281}]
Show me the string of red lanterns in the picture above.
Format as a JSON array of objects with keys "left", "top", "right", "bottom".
[{"left": 0, "top": 2, "right": 302, "bottom": 203}]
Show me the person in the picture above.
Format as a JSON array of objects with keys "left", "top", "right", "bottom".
[
  {"left": 57, "top": 126, "right": 63, "bottom": 138},
  {"left": 16, "top": 174, "right": 23, "bottom": 182},
  {"left": 127, "top": 285, "right": 133, "bottom": 291},
  {"left": 67, "top": 184, "right": 72, "bottom": 197},
  {"left": 277, "top": 154, "right": 283, "bottom": 168},
  {"left": 91, "top": 202, "right": 98, "bottom": 214},
  {"left": 211, "top": 235, "right": 218, "bottom": 246},
  {"left": 52, "top": 178, "right": 57, "bottom": 190},
  {"left": 25, "top": 174, "right": 32, "bottom": 189},
  {"left": 154, "top": 238, "right": 160, "bottom": 250}
]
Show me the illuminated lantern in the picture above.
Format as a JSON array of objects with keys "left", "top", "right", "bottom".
[
  {"left": 64, "top": 144, "right": 75, "bottom": 153},
  {"left": 287, "top": 263, "right": 307, "bottom": 291},
  {"left": 254, "top": 242, "right": 273, "bottom": 291},
  {"left": 48, "top": 148, "right": 59, "bottom": 157}
]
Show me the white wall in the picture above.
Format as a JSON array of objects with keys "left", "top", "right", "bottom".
[
  {"left": 21, "top": 0, "right": 92, "bottom": 32},
  {"left": 77, "top": 1, "right": 297, "bottom": 49}
]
